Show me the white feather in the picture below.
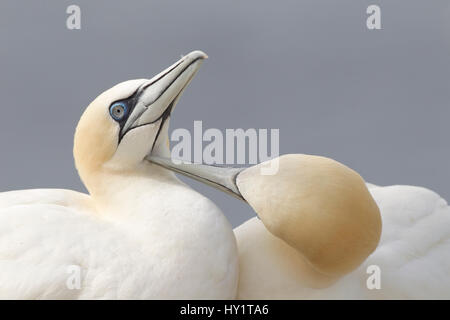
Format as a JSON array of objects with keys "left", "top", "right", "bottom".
[
  {"left": 0, "top": 180, "right": 238, "bottom": 299},
  {"left": 235, "top": 184, "right": 450, "bottom": 299}
]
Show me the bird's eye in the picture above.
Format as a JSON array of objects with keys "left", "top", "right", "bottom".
[{"left": 110, "top": 102, "right": 128, "bottom": 121}]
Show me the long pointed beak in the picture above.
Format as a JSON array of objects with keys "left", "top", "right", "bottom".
[
  {"left": 121, "top": 50, "right": 208, "bottom": 137},
  {"left": 141, "top": 51, "right": 246, "bottom": 200},
  {"left": 147, "top": 156, "right": 246, "bottom": 201}
]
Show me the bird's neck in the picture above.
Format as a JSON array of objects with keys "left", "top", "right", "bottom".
[{"left": 84, "top": 161, "right": 184, "bottom": 218}]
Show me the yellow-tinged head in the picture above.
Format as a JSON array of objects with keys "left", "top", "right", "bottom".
[
  {"left": 73, "top": 51, "right": 207, "bottom": 195},
  {"left": 236, "top": 154, "right": 382, "bottom": 277}
]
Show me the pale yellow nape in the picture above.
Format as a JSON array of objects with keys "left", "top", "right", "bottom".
[{"left": 236, "top": 154, "right": 382, "bottom": 278}]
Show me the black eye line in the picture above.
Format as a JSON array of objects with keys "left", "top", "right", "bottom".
[
  {"left": 109, "top": 86, "right": 143, "bottom": 132},
  {"left": 112, "top": 57, "right": 187, "bottom": 126},
  {"left": 113, "top": 55, "right": 199, "bottom": 143},
  {"left": 111, "top": 59, "right": 185, "bottom": 123}
]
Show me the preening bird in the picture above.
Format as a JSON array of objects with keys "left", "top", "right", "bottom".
[
  {"left": 0, "top": 51, "right": 239, "bottom": 299},
  {"left": 1, "top": 50, "right": 450, "bottom": 299},
  {"left": 151, "top": 152, "right": 450, "bottom": 299},
  {"left": 147, "top": 56, "right": 450, "bottom": 299}
]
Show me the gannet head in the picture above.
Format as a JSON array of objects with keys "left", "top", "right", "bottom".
[
  {"left": 235, "top": 154, "right": 382, "bottom": 277},
  {"left": 150, "top": 153, "right": 382, "bottom": 278},
  {"left": 73, "top": 50, "right": 207, "bottom": 192}
]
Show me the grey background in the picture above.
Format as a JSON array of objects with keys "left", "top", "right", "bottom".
[{"left": 1, "top": 1, "right": 449, "bottom": 227}]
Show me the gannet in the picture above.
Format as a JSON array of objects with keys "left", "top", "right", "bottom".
[
  {"left": 0, "top": 51, "right": 239, "bottom": 299},
  {"left": 2, "top": 49, "right": 449, "bottom": 300},
  {"left": 150, "top": 117, "right": 450, "bottom": 298}
]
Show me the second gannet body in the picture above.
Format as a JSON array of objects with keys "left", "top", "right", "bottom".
[
  {"left": 150, "top": 111, "right": 450, "bottom": 298},
  {"left": 154, "top": 153, "right": 450, "bottom": 300},
  {"left": 234, "top": 181, "right": 450, "bottom": 299},
  {"left": 0, "top": 51, "right": 238, "bottom": 299}
]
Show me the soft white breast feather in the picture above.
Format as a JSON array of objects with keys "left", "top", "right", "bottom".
[{"left": 0, "top": 189, "right": 147, "bottom": 299}]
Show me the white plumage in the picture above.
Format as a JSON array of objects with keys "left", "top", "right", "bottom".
[
  {"left": 1, "top": 50, "right": 449, "bottom": 299},
  {"left": 0, "top": 172, "right": 238, "bottom": 299},
  {"left": 235, "top": 184, "right": 450, "bottom": 299},
  {"left": 0, "top": 51, "right": 239, "bottom": 299},
  {"left": 2, "top": 183, "right": 448, "bottom": 299}
]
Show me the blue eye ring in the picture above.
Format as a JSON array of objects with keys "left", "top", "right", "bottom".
[{"left": 110, "top": 102, "right": 128, "bottom": 121}]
